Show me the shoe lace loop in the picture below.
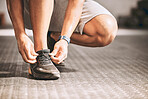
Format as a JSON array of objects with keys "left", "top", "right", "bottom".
[{"left": 37, "top": 53, "right": 51, "bottom": 65}]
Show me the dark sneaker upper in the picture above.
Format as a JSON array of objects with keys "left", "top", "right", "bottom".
[{"left": 30, "top": 49, "right": 60, "bottom": 80}]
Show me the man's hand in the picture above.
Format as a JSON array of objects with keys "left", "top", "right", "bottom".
[
  {"left": 50, "top": 39, "right": 68, "bottom": 64},
  {"left": 17, "top": 33, "right": 38, "bottom": 64}
]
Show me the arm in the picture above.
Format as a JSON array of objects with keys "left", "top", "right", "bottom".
[
  {"left": 6, "top": 0, "right": 25, "bottom": 39},
  {"left": 61, "top": 0, "right": 84, "bottom": 38},
  {"left": 51, "top": 0, "right": 85, "bottom": 64},
  {"left": 6, "top": 0, "right": 38, "bottom": 63}
]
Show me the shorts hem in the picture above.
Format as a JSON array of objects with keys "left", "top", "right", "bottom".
[{"left": 79, "top": 13, "right": 114, "bottom": 34}]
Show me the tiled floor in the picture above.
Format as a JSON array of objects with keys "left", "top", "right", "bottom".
[{"left": 0, "top": 30, "right": 148, "bottom": 99}]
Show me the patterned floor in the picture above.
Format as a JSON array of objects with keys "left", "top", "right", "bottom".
[{"left": 0, "top": 34, "right": 148, "bottom": 99}]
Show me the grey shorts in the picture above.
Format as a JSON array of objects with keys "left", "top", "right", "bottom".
[{"left": 24, "top": 0, "right": 114, "bottom": 34}]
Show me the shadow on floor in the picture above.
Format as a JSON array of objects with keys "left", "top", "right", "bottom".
[
  {"left": 0, "top": 62, "right": 77, "bottom": 78},
  {"left": 57, "top": 66, "right": 77, "bottom": 73},
  {"left": 0, "top": 62, "right": 28, "bottom": 78}
]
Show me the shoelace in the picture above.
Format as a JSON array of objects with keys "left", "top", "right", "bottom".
[{"left": 37, "top": 53, "right": 51, "bottom": 65}]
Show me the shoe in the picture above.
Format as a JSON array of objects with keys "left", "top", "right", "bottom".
[
  {"left": 29, "top": 49, "right": 60, "bottom": 80},
  {"left": 47, "top": 31, "right": 65, "bottom": 66},
  {"left": 53, "top": 61, "right": 66, "bottom": 67}
]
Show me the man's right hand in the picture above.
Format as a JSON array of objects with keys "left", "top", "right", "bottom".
[{"left": 17, "top": 33, "right": 38, "bottom": 64}]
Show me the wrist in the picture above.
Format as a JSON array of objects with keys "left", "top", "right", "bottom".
[
  {"left": 15, "top": 32, "right": 27, "bottom": 41},
  {"left": 59, "top": 39, "right": 68, "bottom": 47},
  {"left": 13, "top": 28, "right": 26, "bottom": 40},
  {"left": 58, "top": 35, "right": 70, "bottom": 44}
]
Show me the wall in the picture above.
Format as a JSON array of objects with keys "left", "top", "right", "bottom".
[
  {"left": 0, "top": 0, "right": 11, "bottom": 26},
  {"left": 96, "top": 0, "right": 139, "bottom": 18},
  {"left": 0, "top": 0, "right": 139, "bottom": 25}
]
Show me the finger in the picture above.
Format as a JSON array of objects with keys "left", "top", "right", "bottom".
[
  {"left": 20, "top": 51, "right": 36, "bottom": 64},
  {"left": 51, "top": 52, "right": 65, "bottom": 64},
  {"left": 24, "top": 48, "right": 36, "bottom": 60},
  {"left": 50, "top": 55, "right": 59, "bottom": 64},
  {"left": 50, "top": 55, "right": 58, "bottom": 61},
  {"left": 27, "top": 60, "right": 37, "bottom": 64},
  {"left": 57, "top": 51, "right": 65, "bottom": 61},
  {"left": 57, "top": 54, "right": 67, "bottom": 64},
  {"left": 52, "top": 56, "right": 65, "bottom": 64},
  {"left": 19, "top": 50, "right": 28, "bottom": 62},
  {"left": 49, "top": 48, "right": 59, "bottom": 56},
  {"left": 31, "top": 48, "right": 38, "bottom": 56}
]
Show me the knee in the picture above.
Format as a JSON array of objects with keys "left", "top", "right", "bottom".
[
  {"left": 95, "top": 15, "right": 118, "bottom": 47},
  {"left": 96, "top": 33, "right": 115, "bottom": 47}
]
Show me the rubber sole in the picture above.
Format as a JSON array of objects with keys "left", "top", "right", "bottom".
[{"left": 28, "top": 67, "right": 60, "bottom": 80}]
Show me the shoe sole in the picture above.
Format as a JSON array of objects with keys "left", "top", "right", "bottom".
[
  {"left": 53, "top": 61, "right": 65, "bottom": 67},
  {"left": 28, "top": 67, "right": 60, "bottom": 80}
]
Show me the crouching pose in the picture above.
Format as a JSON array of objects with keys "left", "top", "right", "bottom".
[{"left": 7, "top": 0, "right": 118, "bottom": 79}]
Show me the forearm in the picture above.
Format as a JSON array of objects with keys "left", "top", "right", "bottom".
[
  {"left": 61, "top": 0, "right": 84, "bottom": 38},
  {"left": 51, "top": 0, "right": 85, "bottom": 63},
  {"left": 6, "top": 0, "right": 25, "bottom": 40}
]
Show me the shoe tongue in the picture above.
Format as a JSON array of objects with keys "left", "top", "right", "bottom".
[{"left": 36, "top": 49, "right": 50, "bottom": 54}]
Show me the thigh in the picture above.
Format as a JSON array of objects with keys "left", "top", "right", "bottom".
[
  {"left": 23, "top": 0, "right": 68, "bottom": 31},
  {"left": 78, "top": 0, "right": 115, "bottom": 35},
  {"left": 83, "top": 14, "right": 117, "bottom": 37},
  {"left": 49, "top": 0, "right": 116, "bottom": 34}
]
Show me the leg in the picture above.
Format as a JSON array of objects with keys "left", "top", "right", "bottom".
[
  {"left": 71, "top": 15, "right": 118, "bottom": 47},
  {"left": 27, "top": 0, "right": 60, "bottom": 80},
  {"left": 51, "top": 14, "right": 118, "bottom": 47},
  {"left": 29, "top": 0, "right": 54, "bottom": 52}
]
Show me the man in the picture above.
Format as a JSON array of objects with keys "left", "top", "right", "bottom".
[{"left": 6, "top": 0, "right": 118, "bottom": 80}]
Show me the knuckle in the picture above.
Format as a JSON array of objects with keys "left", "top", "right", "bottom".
[
  {"left": 57, "top": 60, "right": 60, "bottom": 62},
  {"left": 18, "top": 50, "right": 22, "bottom": 54},
  {"left": 27, "top": 54, "right": 31, "bottom": 59},
  {"left": 54, "top": 61, "right": 58, "bottom": 64},
  {"left": 18, "top": 49, "right": 23, "bottom": 54},
  {"left": 27, "top": 57, "right": 32, "bottom": 60},
  {"left": 56, "top": 59, "right": 61, "bottom": 63},
  {"left": 54, "top": 46, "right": 58, "bottom": 49},
  {"left": 24, "top": 47, "right": 29, "bottom": 52},
  {"left": 23, "top": 58, "right": 28, "bottom": 63}
]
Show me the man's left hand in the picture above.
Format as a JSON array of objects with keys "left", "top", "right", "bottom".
[{"left": 49, "top": 39, "right": 68, "bottom": 64}]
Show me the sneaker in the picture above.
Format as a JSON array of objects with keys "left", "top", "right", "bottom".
[
  {"left": 47, "top": 31, "right": 65, "bottom": 66},
  {"left": 29, "top": 49, "right": 60, "bottom": 80}
]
